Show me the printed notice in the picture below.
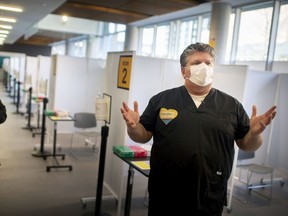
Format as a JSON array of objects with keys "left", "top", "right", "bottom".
[
  {"left": 117, "top": 55, "right": 132, "bottom": 90},
  {"left": 131, "top": 160, "right": 150, "bottom": 170}
]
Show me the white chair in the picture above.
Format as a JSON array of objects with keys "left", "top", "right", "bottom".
[
  {"left": 70, "top": 112, "right": 100, "bottom": 151},
  {"left": 237, "top": 150, "right": 274, "bottom": 200}
]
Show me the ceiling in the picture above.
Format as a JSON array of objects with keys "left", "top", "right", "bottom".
[
  {"left": 53, "top": 0, "right": 210, "bottom": 24},
  {"left": 1, "top": 0, "right": 211, "bottom": 46},
  {"left": 1, "top": 0, "right": 268, "bottom": 47}
]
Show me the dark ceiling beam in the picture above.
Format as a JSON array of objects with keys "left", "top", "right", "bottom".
[{"left": 56, "top": 2, "right": 150, "bottom": 20}]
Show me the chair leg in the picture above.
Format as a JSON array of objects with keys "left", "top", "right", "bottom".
[
  {"left": 144, "top": 187, "right": 149, "bottom": 207},
  {"left": 269, "top": 172, "right": 273, "bottom": 200},
  {"left": 70, "top": 133, "right": 74, "bottom": 150},
  {"left": 247, "top": 170, "right": 253, "bottom": 191},
  {"left": 246, "top": 169, "right": 273, "bottom": 200}
]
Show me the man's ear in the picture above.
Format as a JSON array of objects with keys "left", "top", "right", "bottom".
[{"left": 181, "top": 67, "right": 186, "bottom": 79}]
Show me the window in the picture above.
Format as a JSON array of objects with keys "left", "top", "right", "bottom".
[
  {"left": 140, "top": 27, "right": 154, "bottom": 56},
  {"left": 116, "top": 24, "right": 126, "bottom": 32},
  {"left": 117, "top": 32, "right": 126, "bottom": 50},
  {"left": 51, "top": 43, "right": 66, "bottom": 55},
  {"left": 200, "top": 15, "right": 210, "bottom": 43},
  {"left": 274, "top": 3, "right": 288, "bottom": 61},
  {"left": 88, "top": 36, "right": 105, "bottom": 59},
  {"left": 178, "top": 19, "right": 198, "bottom": 57},
  {"left": 139, "top": 14, "right": 211, "bottom": 59},
  {"left": 237, "top": 6, "right": 273, "bottom": 61},
  {"left": 108, "top": 23, "right": 116, "bottom": 33},
  {"left": 69, "top": 38, "right": 87, "bottom": 57},
  {"left": 155, "top": 25, "right": 170, "bottom": 58}
]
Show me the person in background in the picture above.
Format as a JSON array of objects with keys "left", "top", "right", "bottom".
[
  {"left": 120, "top": 42, "right": 276, "bottom": 216},
  {"left": 0, "top": 99, "right": 7, "bottom": 124}
]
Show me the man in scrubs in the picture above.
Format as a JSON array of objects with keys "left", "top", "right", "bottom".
[{"left": 120, "top": 42, "right": 276, "bottom": 216}]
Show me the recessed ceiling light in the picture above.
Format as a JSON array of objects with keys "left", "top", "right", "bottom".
[
  {"left": 0, "top": 25, "right": 12, "bottom": 30},
  {"left": 62, "top": 15, "right": 68, "bottom": 22},
  {"left": 0, "top": 30, "right": 9, "bottom": 34},
  {"left": 0, "top": 38, "right": 5, "bottom": 44},
  {"left": 0, "top": 17, "right": 16, "bottom": 23},
  {"left": 0, "top": 5, "right": 23, "bottom": 12},
  {"left": 0, "top": 34, "right": 7, "bottom": 38}
]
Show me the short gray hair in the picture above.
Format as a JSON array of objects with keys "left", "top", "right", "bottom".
[{"left": 180, "top": 42, "right": 216, "bottom": 67}]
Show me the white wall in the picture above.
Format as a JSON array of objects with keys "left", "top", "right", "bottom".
[
  {"left": 269, "top": 74, "right": 288, "bottom": 169},
  {"left": 213, "top": 65, "right": 248, "bottom": 103},
  {"left": 272, "top": 61, "right": 288, "bottom": 74},
  {"left": 242, "top": 70, "right": 279, "bottom": 165},
  {"left": 235, "top": 61, "right": 288, "bottom": 74}
]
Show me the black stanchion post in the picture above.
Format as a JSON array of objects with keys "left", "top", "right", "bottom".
[
  {"left": 40, "top": 98, "right": 48, "bottom": 153},
  {"left": 4, "top": 71, "right": 7, "bottom": 90},
  {"left": 94, "top": 125, "right": 111, "bottom": 216},
  {"left": 27, "top": 87, "right": 32, "bottom": 127},
  {"left": 32, "top": 97, "right": 50, "bottom": 157},
  {"left": 14, "top": 81, "right": 21, "bottom": 114},
  {"left": 22, "top": 87, "right": 33, "bottom": 130},
  {"left": 7, "top": 74, "right": 11, "bottom": 95},
  {"left": 12, "top": 77, "right": 16, "bottom": 101},
  {"left": 9, "top": 74, "right": 12, "bottom": 94}
]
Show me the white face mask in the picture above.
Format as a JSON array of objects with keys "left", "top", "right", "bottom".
[{"left": 187, "top": 62, "right": 214, "bottom": 86}]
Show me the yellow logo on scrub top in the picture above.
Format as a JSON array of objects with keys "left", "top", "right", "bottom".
[{"left": 159, "top": 108, "right": 178, "bottom": 125}]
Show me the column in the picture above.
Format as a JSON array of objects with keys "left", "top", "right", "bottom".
[
  {"left": 124, "top": 25, "right": 139, "bottom": 51},
  {"left": 209, "top": 1, "right": 232, "bottom": 64}
]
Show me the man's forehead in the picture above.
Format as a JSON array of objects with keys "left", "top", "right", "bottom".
[{"left": 187, "top": 52, "right": 213, "bottom": 62}]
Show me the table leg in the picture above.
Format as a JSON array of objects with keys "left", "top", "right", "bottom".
[
  {"left": 53, "top": 121, "right": 57, "bottom": 156},
  {"left": 45, "top": 120, "right": 72, "bottom": 172},
  {"left": 124, "top": 166, "right": 134, "bottom": 216}
]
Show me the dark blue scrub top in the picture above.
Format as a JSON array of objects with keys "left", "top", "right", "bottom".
[{"left": 140, "top": 86, "right": 250, "bottom": 213}]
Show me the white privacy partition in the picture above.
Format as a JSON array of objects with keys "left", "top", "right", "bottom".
[
  {"left": 47, "top": 55, "right": 106, "bottom": 137},
  {"left": 102, "top": 51, "right": 135, "bottom": 215},
  {"left": 0, "top": 52, "right": 26, "bottom": 101},
  {"left": 242, "top": 70, "right": 279, "bottom": 165},
  {"left": 271, "top": 74, "right": 288, "bottom": 169},
  {"left": 37, "top": 55, "right": 51, "bottom": 97},
  {"left": 24, "top": 56, "right": 38, "bottom": 93},
  {"left": 19, "top": 56, "right": 38, "bottom": 114}
]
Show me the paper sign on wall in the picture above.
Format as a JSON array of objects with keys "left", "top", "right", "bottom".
[{"left": 117, "top": 55, "right": 132, "bottom": 90}]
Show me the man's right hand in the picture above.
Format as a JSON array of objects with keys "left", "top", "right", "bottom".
[{"left": 120, "top": 101, "right": 140, "bottom": 129}]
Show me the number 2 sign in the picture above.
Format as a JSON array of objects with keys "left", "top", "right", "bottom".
[{"left": 117, "top": 55, "right": 132, "bottom": 90}]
